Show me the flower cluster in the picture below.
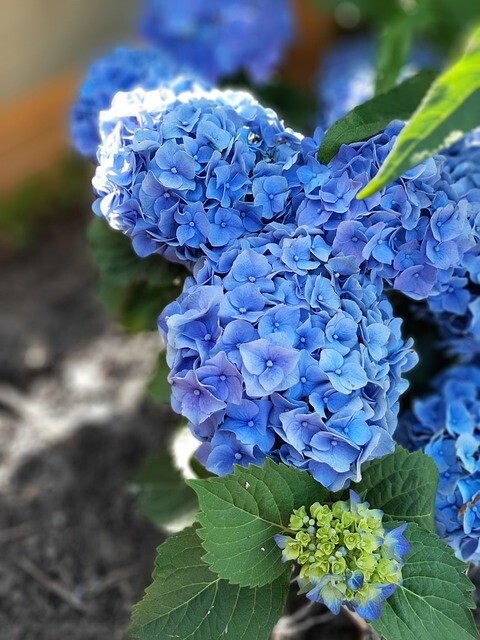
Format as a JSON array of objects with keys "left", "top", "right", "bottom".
[
  {"left": 425, "top": 131, "right": 480, "bottom": 359},
  {"left": 317, "top": 36, "right": 439, "bottom": 127},
  {"left": 159, "top": 224, "right": 417, "bottom": 491},
  {"left": 399, "top": 364, "right": 480, "bottom": 564},
  {"left": 275, "top": 491, "right": 409, "bottom": 620},
  {"left": 70, "top": 46, "right": 188, "bottom": 160},
  {"left": 292, "top": 123, "right": 476, "bottom": 303},
  {"left": 140, "top": 0, "right": 294, "bottom": 84},
  {"left": 93, "top": 85, "right": 303, "bottom": 267}
]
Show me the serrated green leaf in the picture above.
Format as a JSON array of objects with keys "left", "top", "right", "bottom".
[
  {"left": 373, "top": 524, "right": 478, "bottom": 640},
  {"left": 317, "top": 70, "right": 437, "bottom": 164},
  {"left": 129, "top": 525, "right": 290, "bottom": 640},
  {"left": 147, "top": 353, "right": 171, "bottom": 405},
  {"left": 353, "top": 446, "right": 438, "bottom": 532},
  {"left": 188, "top": 459, "right": 326, "bottom": 587},
  {"left": 129, "top": 452, "right": 198, "bottom": 530},
  {"left": 358, "top": 25, "right": 480, "bottom": 198},
  {"left": 87, "top": 218, "right": 187, "bottom": 332}
]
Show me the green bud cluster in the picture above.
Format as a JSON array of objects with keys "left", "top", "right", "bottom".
[{"left": 275, "top": 491, "right": 407, "bottom": 614}]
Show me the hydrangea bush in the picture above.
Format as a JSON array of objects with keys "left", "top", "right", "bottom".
[
  {"left": 140, "top": 0, "right": 294, "bottom": 83},
  {"left": 77, "top": 13, "right": 480, "bottom": 638}
]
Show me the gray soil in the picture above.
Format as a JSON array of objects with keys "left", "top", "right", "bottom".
[{"left": 0, "top": 210, "right": 172, "bottom": 639}]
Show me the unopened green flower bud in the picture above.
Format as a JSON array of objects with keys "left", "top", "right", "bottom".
[
  {"left": 290, "top": 506, "right": 308, "bottom": 530},
  {"left": 274, "top": 491, "right": 409, "bottom": 622}
]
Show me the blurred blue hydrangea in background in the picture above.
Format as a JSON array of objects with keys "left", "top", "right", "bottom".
[
  {"left": 159, "top": 223, "right": 417, "bottom": 490},
  {"left": 400, "top": 365, "right": 480, "bottom": 564},
  {"left": 70, "top": 46, "right": 192, "bottom": 160},
  {"left": 317, "top": 36, "right": 439, "bottom": 127},
  {"left": 140, "top": 0, "right": 294, "bottom": 84}
]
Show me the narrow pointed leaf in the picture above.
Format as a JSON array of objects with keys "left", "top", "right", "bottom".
[
  {"left": 359, "top": 25, "right": 480, "bottom": 198},
  {"left": 375, "top": 16, "right": 414, "bottom": 95}
]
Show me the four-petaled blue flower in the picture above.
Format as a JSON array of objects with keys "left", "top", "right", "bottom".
[{"left": 240, "top": 337, "right": 300, "bottom": 396}]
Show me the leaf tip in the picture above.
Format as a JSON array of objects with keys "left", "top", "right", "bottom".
[{"left": 356, "top": 181, "right": 379, "bottom": 200}]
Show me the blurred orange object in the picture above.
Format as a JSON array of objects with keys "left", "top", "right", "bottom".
[
  {"left": 0, "top": 71, "right": 78, "bottom": 196},
  {"left": 285, "top": 0, "right": 337, "bottom": 89}
]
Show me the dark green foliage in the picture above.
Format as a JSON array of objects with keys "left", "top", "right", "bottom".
[
  {"left": 129, "top": 452, "right": 198, "bottom": 529},
  {"left": 87, "top": 218, "right": 187, "bottom": 332}
]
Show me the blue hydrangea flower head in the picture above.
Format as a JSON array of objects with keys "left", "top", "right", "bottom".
[
  {"left": 317, "top": 36, "right": 440, "bottom": 127},
  {"left": 93, "top": 85, "right": 303, "bottom": 267},
  {"left": 70, "top": 46, "right": 192, "bottom": 160},
  {"left": 293, "top": 122, "right": 477, "bottom": 307},
  {"left": 274, "top": 491, "right": 409, "bottom": 619},
  {"left": 399, "top": 364, "right": 480, "bottom": 564},
  {"left": 140, "top": 0, "right": 294, "bottom": 84},
  {"left": 159, "top": 223, "right": 417, "bottom": 490}
]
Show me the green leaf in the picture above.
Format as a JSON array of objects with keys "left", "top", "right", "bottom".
[
  {"left": 130, "top": 525, "right": 290, "bottom": 640},
  {"left": 317, "top": 70, "right": 437, "bottom": 164},
  {"left": 358, "top": 25, "right": 480, "bottom": 198},
  {"left": 129, "top": 452, "right": 198, "bottom": 530},
  {"left": 373, "top": 524, "right": 478, "bottom": 640},
  {"left": 87, "top": 218, "right": 187, "bottom": 332},
  {"left": 188, "top": 458, "right": 326, "bottom": 587},
  {"left": 147, "top": 353, "right": 171, "bottom": 405},
  {"left": 374, "top": 16, "right": 415, "bottom": 95},
  {"left": 353, "top": 446, "right": 438, "bottom": 532}
]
